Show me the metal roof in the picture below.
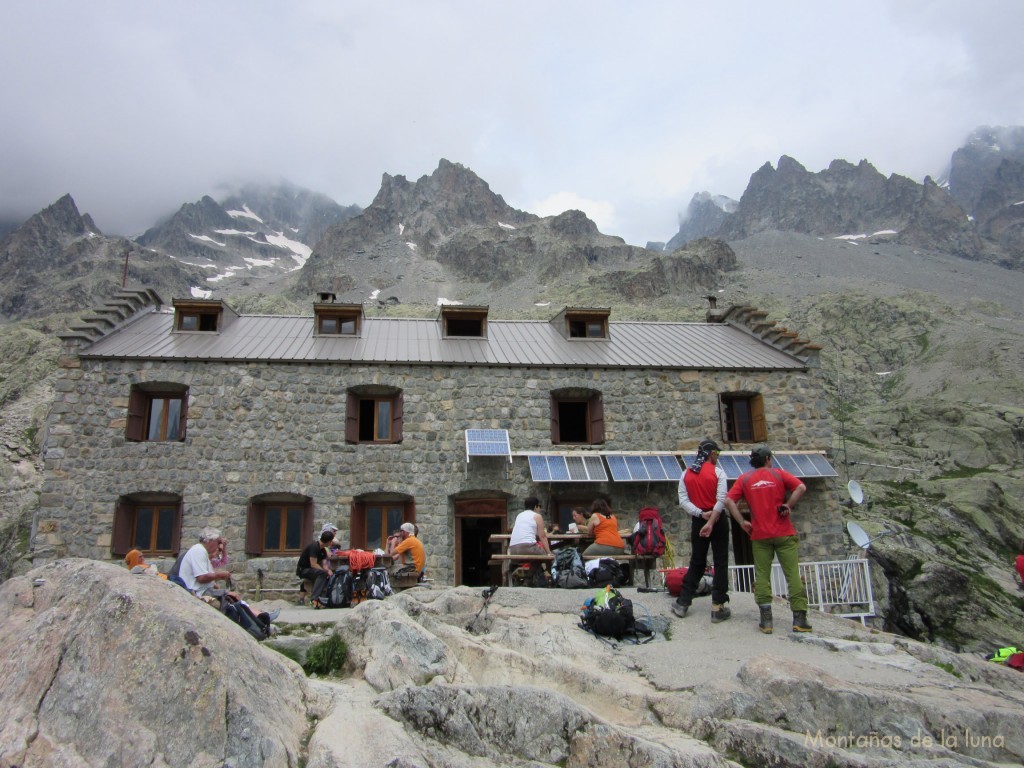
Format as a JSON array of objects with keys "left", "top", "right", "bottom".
[{"left": 78, "top": 309, "right": 808, "bottom": 370}]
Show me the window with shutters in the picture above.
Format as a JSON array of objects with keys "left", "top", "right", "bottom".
[
  {"left": 111, "top": 494, "right": 182, "bottom": 557},
  {"left": 719, "top": 392, "right": 767, "bottom": 443},
  {"left": 349, "top": 495, "right": 415, "bottom": 552},
  {"left": 345, "top": 387, "right": 403, "bottom": 444},
  {"left": 550, "top": 389, "right": 605, "bottom": 445},
  {"left": 314, "top": 301, "right": 363, "bottom": 336},
  {"left": 172, "top": 298, "right": 228, "bottom": 332},
  {"left": 244, "top": 494, "right": 314, "bottom": 556},
  {"left": 439, "top": 305, "right": 488, "bottom": 338},
  {"left": 126, "top": 384, "right": 188, "bottom": 442}
]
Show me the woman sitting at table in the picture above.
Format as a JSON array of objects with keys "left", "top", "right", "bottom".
[{"left": 575, "top": 499, "right": 625, "bottom": 557}]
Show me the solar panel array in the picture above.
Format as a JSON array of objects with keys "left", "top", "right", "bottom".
[
  {"left": 465, "top": 429, "right": 512, "bottom": 462},
  {"left": 528, "top": 455, "right": 609, "bottom": 482},
  {"left": 605, "top": 454, "right": 683, "bottom": 482},
  {"left": 682, "top": 452, "right": 837, "bottom": 480}
]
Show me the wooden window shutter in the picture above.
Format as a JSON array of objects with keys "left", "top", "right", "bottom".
[
  {"left": 404, "top": 499, "right": 416, "bottom": 527},
  {"left": 178, "top": 391, "right": 189, "bottom": 441},
  {"left": 170, "top": 499, "right": 183, "bottom": 555},
  {"left": 301, "top": 501, "right": 314, "bottom": 546},
  {"left": 244, "top": 500, "right": 263, "bottom": 555},
  {"left": 391, "top": 392, "right": 404, "bottom": 443},
  {"left": 126, "top": 387, "right": 146, "bottom": 441},
  {"left": 589, "top": 394, "right": 605, "bottom": 444},
  {"left": 717, "top": 393, "right": 729, "bottom": 442},
  {"left": 111, "top": 499, "right": 133, "bottom": 556},
  {"left": 751, "top": 394, "right": 767, "bottom": 442},
  {"left": 550, "top": 394, "right": 560, "bottom": 442},
  {"left": 345, "top": 392, "right": 359, "bottom": 443},
  {"left": 349, "top": 501, "right": 366, "bottom": 550}
]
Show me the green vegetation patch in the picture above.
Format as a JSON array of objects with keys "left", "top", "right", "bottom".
[{"left": 303, "top": 633, "right": 348, "bottom": 677}]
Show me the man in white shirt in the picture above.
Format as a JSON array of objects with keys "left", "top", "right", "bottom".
[{"left": 179, "top": 527, "right": 232, "bottom": 597}]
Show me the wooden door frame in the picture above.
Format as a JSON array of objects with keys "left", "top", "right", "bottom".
[{"left": 454, "top": 498, "right": 507, "bottom": 586}]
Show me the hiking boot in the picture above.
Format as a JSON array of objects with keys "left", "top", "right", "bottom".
[
  {"left": 758, "top": 604, "right": 773, "bottom": 634},
  {"left": 792, "top": 610, "right": 813, "bottom": 633},
  {"left": 710, "top": 604, "right": 731, "bottom": 623},
  {"left": 671, "top": 602, "right": 689, "bottom": 618}
]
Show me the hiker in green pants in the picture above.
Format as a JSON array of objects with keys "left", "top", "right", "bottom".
[{"left": 725, "top": 446, "right": 812, "bottom": 634}]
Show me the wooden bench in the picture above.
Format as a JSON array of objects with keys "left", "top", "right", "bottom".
[
  {"left": 487, "top": 553, "right": 657, "bottom": 587},
  {"left": 255, "top": 568, "right": 313, "bottom": 602}
]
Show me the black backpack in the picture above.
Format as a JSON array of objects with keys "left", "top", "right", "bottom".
[
  {"left": 213, "top": 592, "right": 270, "bottom": 641},
  {"left": 580, "top": 587, "right": 634, "bottom": 639},
  {"left": 579, "top": 587, "right": 654, "bottom": 644},
  {"left": 587, "top": 558, "right": 627, "bottom": 588},
  {"left": 320, "top": 568, "right": 353, "bottom": 608},
  {"left": 552, "top": 547, "right": 588, "bottom": 589}
]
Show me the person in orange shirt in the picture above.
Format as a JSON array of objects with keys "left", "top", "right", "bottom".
[
  {"left": 575, "top": 498, "right": 625, "bottom": 557},
  {"left": 387, "top": 522, "right": 426, "bottom": 576}
]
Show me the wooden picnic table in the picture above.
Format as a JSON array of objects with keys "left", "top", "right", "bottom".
[{"left": 486, "top": 533, "right": 656, "bottom": 587}]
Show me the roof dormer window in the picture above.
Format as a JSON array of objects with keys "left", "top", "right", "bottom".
[
  {"left": 314, "top": 301, "right": 363, "bottom": 336},
  {"left": 440, "top": 306, "right": 488, "bottom": 338},
  {"left": 173, "top": 299, "right": 234, "bottom": 333},
  {"left": 552, "top": 307, "right": 611, "bottom": 340}
]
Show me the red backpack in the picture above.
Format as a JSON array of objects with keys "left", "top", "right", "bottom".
[{"left": 632, "top": 507, "right": 666, "bottom": 557}]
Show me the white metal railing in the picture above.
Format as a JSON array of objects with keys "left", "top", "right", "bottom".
[{"left": 729, "top": 557, "right": 876, "bottom": 624}]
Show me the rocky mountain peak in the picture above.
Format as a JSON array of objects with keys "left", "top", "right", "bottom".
[
  {"left": 369, "top": 159, "right": 536, "bottom": 242},
  {"left": 0, "top": 194, "right": 99, "bottom": 273},
  {"left": 664, "top": 192, "right": 739, "bottom": 251}
]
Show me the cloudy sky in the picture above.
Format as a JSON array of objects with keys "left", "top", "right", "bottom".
[{"left": 2, "top": 1, "right": 1022, "bottom": 246}]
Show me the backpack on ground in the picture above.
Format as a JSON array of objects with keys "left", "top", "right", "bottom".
[
  {"left": 579, "top": 586, "right": 653, "bottom": 643},
  {"left": 350, "top": 571, "right": 369, "bottom": 604},
  {"left": 319, "top": 568, "right": 353, "bottom": 608},
  {"left": 587, "top": 558, "right": 627, "bottom": 588},
  {"left": 366, "top": 567, "right": 393, "bottom": 600},
  {"left": 631, "top": 506, "right": 666, "bottom": 558},
  {"left": 552, "top": 547, "right": 588, "bottom": 589},
  {"left": 213, "top": 592, "right": 270, "bottom": 641}
]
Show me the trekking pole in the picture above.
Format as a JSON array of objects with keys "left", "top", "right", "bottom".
[{"left": 467, "top": 586, "right": 498, "bottom": 633}]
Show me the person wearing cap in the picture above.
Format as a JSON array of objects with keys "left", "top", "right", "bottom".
[
  {"left": 724, "top": 445, "right": 811, "bottom": 634},
  {"left": 296, "top": 525, "right": 335, "bottom": 607},
  {"left": 673, "top": 439, "right": 731, "bottom": 622},
  {"left": 387, "top": 522, "right": 425, "bottom": 577}
]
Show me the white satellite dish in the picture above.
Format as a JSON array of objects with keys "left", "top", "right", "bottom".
[
  {"left": 847, "top": 521, "right": 893, "bottom": 550},
  {"left": 847, "top": 521, "right": 872, "bottom": 549},
  {"left": 848, "top": 480, "right": 864, "bottom": 505}
]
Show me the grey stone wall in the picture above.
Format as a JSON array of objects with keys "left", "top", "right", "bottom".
[{"left": 36, "top": 354, "right": 842, "bottom": 589}]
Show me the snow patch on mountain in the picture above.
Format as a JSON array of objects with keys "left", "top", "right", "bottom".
[
  {"left": 188, "top": 234, "right": 226, "bottom": 247},
  {"left": 226, "top": 204, "right": 264, "bottom": 223}
]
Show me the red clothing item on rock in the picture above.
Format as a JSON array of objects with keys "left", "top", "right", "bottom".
[{"left": 727, "top": 467, "right": 804, "bottom": 540}]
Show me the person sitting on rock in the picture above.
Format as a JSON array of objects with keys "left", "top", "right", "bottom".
[
  {"left": 178, "top": 527, "right": 233, "bottom": 598},
  {"left": 123, "top": 549, "right": 168, "bottom": 579},
  {"left": 297, "top": 525, "right": 335, "bottom": 607},
  {"left": 387, "top": 522, "right": 425, "bottom": 578}
]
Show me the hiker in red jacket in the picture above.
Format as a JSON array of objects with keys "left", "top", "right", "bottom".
[
  {"left": 725, "top": 445, "right": 811, "bottom": 634},
  {"left": 673, "top": 439, "right": 731, "bottom": 623}
]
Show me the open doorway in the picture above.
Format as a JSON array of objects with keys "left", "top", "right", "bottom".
[
  {"left": 454, "top": 498, "right": 507, "bottom": 587},
  {"left": 731, "top": 514, "right": 753, "bottom": 566}
]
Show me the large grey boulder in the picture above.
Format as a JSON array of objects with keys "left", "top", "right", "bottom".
[{"left": 0, "top": 559, "right": 314, "bottom": 767}]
